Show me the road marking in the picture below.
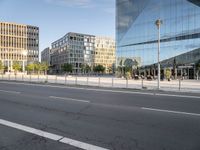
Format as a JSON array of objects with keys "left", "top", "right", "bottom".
[
  {"left": 0, "top": 119, "right": 109, "bottom": 150},
  {"left": 0, "top": 89, "right": 20, "bottom": 94},
  {"left": 0, "top": 119, "right": 63, "bottom": 141},
  {"left": 1, "top": 81, "right": 200, "bottom": 99},
  {"left": 49, "top": 96, "right": 90, "bottom": 103},
  {"left": 142, "top": 107, "right": 200, "bottom": 117},
  {"left": 60, "top": 137, "right": 109, "bottom": 150},
  {"left": 156, "top": 93, "right": 200, "bottom": 99}
]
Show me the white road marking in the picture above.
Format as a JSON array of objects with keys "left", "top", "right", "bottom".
[
  {"left": 0, "top": 119, "right": 62, "bottom": 141},
  {"left": 0, "top": 119, "right": 109, "bottom": 150},
  {"left": 49, "top": 96, "right": 90, "bottom": 103},
  {"left": 60, "top": 137, "right": 109, "bottom": 150},
  {"left": 156, "top": 93, "right": 200, "bottom": 99},
  {"left": 1, "top": 81, "right": 200, "bottom": 99},
  {"left": 0, "top": 89, "right": 20, "bottom": 94},
  {"left": 142, "top": 107, "right": 200, "bottom": 117}
]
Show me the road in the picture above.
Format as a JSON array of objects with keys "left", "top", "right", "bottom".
[{"left": 0, "top": 81, "right": 200, "bottom": 150}]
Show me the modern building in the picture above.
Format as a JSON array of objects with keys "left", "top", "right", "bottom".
[
  {"left": 116, "top": 0, "right": 200, "bottom": 79},
  {"left": 94, "top": 37, "right": 116, "bottom": 73},
  {"left": 41, "top": 47, "right": 51, "bottom": 65},
  {"left": 0, "top": 22, "right": 39, "bottom": 72},
  {"left": 50, "top": 32, "right": 95, "bottom": 73}
]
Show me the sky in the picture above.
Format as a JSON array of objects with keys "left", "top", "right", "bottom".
[{"left": 0, "top": 0, "right": 115, "bottom": 56}]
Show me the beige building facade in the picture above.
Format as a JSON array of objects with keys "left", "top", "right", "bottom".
[
  {"left": 0, "top": 22, "right": 39, "bottom": 72},
  {"left": 95, "top": 36, "right": 116, "bottom": 73}
]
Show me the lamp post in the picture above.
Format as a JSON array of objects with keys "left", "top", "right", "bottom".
[{"left": 155, "top": 19, "right": 163, "bottom": 90}]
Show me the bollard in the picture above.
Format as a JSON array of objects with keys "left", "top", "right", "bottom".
[
  {"left": 112, "top": 78, "right": 114, "bottom": 87},
  {"left": 9, "top": 74, "right": 10, "bottom": 80},
  {"left": 126, "top": 79, "right": 128, "bottom": 88},
  {"left": 55, "top": 75, "right": 57, "bottom": 83},
  {"left": 141, "top": 78, "right": 144, "bottom": 89},
  {"left": 75, "top": 76, "right": 77, "bottom": 85},
  {"left": 38, "top": 75, "right": 39, "bottom": 82},
  {"left": 179, "top": 79, "right": 181, "bottom": 91},
  {"left": 98, "top": 77, "right": 100, "bottom": 87},
  {"left": 46, "top": 75, "right": 48, "bottom": 83},
  {"left": 30, "top": 74, "right": 31, "bottom": 82},
  {"left": 15, "top": 74, "right": 17, "bottom": 80},
  {"left": 65, "top": 75, "right": 67, "bottom": 85},
  {"left": 87, "top": 77, "right": 89, "bottom": 86}
]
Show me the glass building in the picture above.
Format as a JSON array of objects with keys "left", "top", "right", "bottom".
[{"left": 116, "top": 0, "right": 200, "bottom": 78}]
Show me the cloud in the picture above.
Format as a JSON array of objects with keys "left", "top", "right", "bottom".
[{"left": 45, "top": 0, "right": 92, "bottom": 8}]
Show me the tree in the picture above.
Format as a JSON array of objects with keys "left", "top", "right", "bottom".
[
  {"left": 41, "top": 61, "right": 49, "bottom": 75},
  {"left": 12, "top": 61, "right": 22, "bottom": 74},
  {"left": 0, "top": 60, "right": 4, "bottom": 73},
  {"left": 93, "top": 65, "right": 105, "bottom": 74},
  {"left": 34, "top": 62, "right": 42, "bottom": 75},
  {"left": 125, "top": 66, "right": 132, "bottom": 73},
  {"left": 81, "top": 64, "right": 91, "bottom": 74},
  {"left": 172, "top": 58, "right": 177, "bottom": 79},
  {"left": 165, "top": 68, "right": 171, "bottom": 81},
  {"left": 62, "top": 63, "right": 73, "bottom": 73},
  {"left": 108, "top": 66, "right": 113, "bottom": 74},
  {"left": 195, "top": 60, "right": 200, "bottom": 80},
  {"left": 26, "top": 63, "right": 35, "bottom": 74},
  {"left": 125, "top": 71, "right": 132, "bottom": 80},
  {"left": 85, "top": 65, "right": 91, "bottom": 73}
]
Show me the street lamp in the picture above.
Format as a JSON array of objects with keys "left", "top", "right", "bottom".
[{"left": 155, "top": 19, "right": 163, "bottom": 90}]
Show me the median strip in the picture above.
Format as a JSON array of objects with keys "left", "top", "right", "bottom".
[
  {"left": 0, "top": 119, "right": 109, "bottom": 150},
  {"left": 142, "top": 107, "right": 200, "bottom": 117},
  {"left": 49, "top": 96, "right": 90, "bottom": 103}
]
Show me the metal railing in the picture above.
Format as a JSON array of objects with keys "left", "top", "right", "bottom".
[{"left": 0, "top": 74, "right": 200, "bottom": 93}]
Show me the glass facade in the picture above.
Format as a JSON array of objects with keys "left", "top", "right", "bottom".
[{"left": 116, "top": 0, "right": 200, "bottom": 67}]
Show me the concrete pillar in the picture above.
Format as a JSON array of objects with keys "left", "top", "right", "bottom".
[
  {"left": 8, "top": 60, "right": 10, "bottom": 72},
  {"left": 23, "top": 60, "right": 25, "bottom": 73},
  {"left": 10, "top": 61, "right": 13, "bottom": 72}
]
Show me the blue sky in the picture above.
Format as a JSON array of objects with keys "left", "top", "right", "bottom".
[{"left": 0, "top": 0, "right": 115, "bottom": 54}]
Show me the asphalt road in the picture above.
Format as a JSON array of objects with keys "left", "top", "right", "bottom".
[{"left": 0, "top": 81, "right": 200, "bottom": 150}]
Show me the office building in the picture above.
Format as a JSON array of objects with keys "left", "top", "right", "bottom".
[
  {"left": 116, "top": 0, "right": 200, "bottom": 79},
  {"left": 41, "top": 47, "right": 51, "bottom": 65},
  {"left": 94, "top": 36, "right": 116, "bottom": 73},
  {"left": 0, "top": 22, "right": 39, "bottom": 72},
  {"left": 50, "top": 32, "right": 95, "bottom": 73}
]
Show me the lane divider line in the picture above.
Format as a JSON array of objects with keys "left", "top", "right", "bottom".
[
  {"left": 0, "top": 89, "right": 20, "bottom": 94},
  {"left": 49, "top": 96, "right": 90, "bottom": 103},
  {"left": 0, "top": 119, "right": 63, "bottom": 141},
  {"left": 142, "top": 107, "right": 200, "bottom": 117},
  {"left": 0, "top": 119, "right": 109, "bottom": 150},
  {"left": 60, "top": 137, "right": 109, "bottom": 150},
  {"left": 156, "top": 93, "right": 200, "bottom": 99}
]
